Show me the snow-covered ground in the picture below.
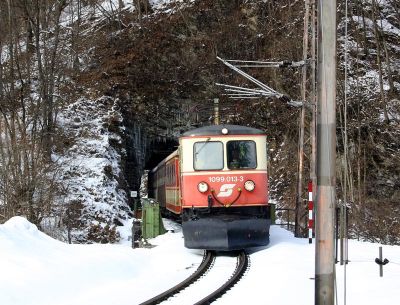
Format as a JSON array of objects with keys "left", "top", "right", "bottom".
[{"left": 1, "top": 216, "right": 400, "bottom": 305}]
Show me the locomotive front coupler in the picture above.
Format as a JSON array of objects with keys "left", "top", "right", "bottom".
[{"left": 207, "top": 195, "right": 214, "bottom": 212}]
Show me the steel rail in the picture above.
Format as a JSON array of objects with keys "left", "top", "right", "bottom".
[
  {"left": 139, "top": 251, "right": 215, "bottom": 305},
  {"left": 193, "top": 251, "right": 249, "bottom": 305}
]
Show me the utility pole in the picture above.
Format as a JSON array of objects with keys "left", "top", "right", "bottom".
[{"left": 315, "top": 0, "right": 336, "bottom": 304}]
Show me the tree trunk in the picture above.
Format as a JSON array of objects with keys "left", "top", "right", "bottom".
[{"left": 371, "top": 0, "right": 390, "bottom": 123}]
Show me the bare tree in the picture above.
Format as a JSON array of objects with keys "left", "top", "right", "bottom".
[{"left": 0, "top": 0, "right": 68, "bottom": 226}]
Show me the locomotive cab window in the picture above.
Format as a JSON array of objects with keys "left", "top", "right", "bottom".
[
  {"left": 194, "top": 141, "right": 223, "bottom": 170},
  {"left": 227, "top": 140, "right": 257, "bottom": 169}
]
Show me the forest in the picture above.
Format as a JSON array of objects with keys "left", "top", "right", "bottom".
[{"left": 0, "top": 0, "right": 399, "bottom": 244}]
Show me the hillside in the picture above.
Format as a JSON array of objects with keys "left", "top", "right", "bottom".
[{"left": 0, "top": 0, "right": 399, "bottom": 243}]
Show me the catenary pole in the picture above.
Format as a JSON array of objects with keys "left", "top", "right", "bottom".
[
  {"left": 214, "top": 98, "right": 220, "bottom": 125},
  {"left": 310, "top": 0, "right": 317, "bottom": 212},
  {"left": 315, "top": 0, "right": 336, "bottom": 304}
]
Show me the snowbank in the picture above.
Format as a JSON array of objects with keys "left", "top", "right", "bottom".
[{"left": 1, "top": 217, "right": 400, "bottom": 305}]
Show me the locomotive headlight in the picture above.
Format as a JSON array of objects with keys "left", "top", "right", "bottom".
[
  {"left": 244, "top": 180, "right": 255, "bottom": 192},
  {"left": 197, "top": 181, "right": 209, "bottom": 193}
]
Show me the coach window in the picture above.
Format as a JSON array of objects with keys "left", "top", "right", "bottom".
[
  {"left": 227, "top": 140, "right": 257, "bottom": 169},
  {"left": 194, "top": 141, "right": 223, "bottom": 170}
]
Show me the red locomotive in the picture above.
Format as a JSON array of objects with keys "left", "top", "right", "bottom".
[{"left": 149, "top": 125, "right": 271, "bottom": 250}]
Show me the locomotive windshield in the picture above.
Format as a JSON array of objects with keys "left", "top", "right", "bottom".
[
  {"left": 227, "top": 140, "right": 257, "bottom": 169},
  {"left": 194, "top": 141, "right": 224, "bottom": 170}
]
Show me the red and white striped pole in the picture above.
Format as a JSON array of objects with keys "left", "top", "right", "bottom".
[{"left": 308, "top": 181, "right": 314, "bottom": 243}]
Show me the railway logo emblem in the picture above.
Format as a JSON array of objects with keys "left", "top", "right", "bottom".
[{"left": 217, "top": 184, "right": 236, "bottom": 197}]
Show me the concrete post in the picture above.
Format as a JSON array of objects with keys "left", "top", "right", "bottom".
[{"left": 315, "top": 0, "right": 337, "bottom": 304}]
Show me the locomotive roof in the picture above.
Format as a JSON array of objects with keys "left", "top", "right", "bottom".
[{"left": 181, "top": 125, "right": 265, "bottom": 137}]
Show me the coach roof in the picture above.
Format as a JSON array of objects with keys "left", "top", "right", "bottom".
[{"left": 181, "top": 125, "right": 265, "bottom": 137}]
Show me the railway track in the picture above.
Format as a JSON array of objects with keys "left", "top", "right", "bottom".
[{"left": 139, "top": 250, "right": 249, "bottom": 305}]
